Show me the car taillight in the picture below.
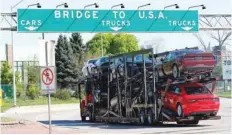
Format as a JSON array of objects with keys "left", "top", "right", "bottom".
[{"left": 188, "top": 99, "right": 197, "bottom": 103}]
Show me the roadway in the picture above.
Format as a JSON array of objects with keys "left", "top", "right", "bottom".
[{"left": 3, "top": 97, "right": 232, "bottom": 134}]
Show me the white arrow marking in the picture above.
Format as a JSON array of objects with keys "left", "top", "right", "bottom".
[
  {"left": 181, "top": 27, "right": 193, "bottom": 31},
  {"left": 110, "top": 27, "right": 122, "bottom": 31},
  {"left": 25, "top": 26, "right": 38, "bottom": 31}
]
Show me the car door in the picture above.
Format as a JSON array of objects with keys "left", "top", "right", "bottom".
[
  {"left": 162, "top": 53, "right": 174, "bottom": 76},
  {"left": 170, "top": 86, "right": 182, "bottom": 111},
  {"left": 163, "top": 85, "right": 175, "bottom": 110}
]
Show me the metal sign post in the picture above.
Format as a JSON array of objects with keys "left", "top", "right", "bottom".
[{"left": 40, "top": 42, "right": 56, "bottom": 134}]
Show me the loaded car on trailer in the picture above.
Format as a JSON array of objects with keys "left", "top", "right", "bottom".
[
  {"left": 153, "top": 48, "right": 216, "bottom": 81},
  {"left": 158, "top": 78, "right": 220, "bottom": 125}
]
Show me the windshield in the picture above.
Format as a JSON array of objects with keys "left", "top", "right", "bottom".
[
  {"left": 175, "top": 50, "right": 204, "bottom": 57},
  {"left": 127, "top": 55, "right": 150, "bottom": 62},
  {"left": 88, "top": 59, "right": 97, "bottom": 64},
  {"left": 184, "top": 86, "right": 211, "bottom": 95}
]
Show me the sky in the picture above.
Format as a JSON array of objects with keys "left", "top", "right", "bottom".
[{"left": 0, "top": 0, "right": 231, "bottom": 61}]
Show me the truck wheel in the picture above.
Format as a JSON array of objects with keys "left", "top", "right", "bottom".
[
  {"left": 147, "top": 109, "right": 153, "bottom": 125},
  {"left": 176, "top": 121, "right": 184, "bottom": 125},
  {"left": 176, "top": 103, "right": 184, "bottom": 117},
  {"left": 185, "top": 120, "right": 199, "bottom": 125},
  {"left": 172, "top": 64, "right": 180, "bottom": 79},
  {"left": 139, "top": 110, "right": 145, "bottom": 125},
  {"left": 81, "top": 116, "right": 86, "bottom": 121},
  {"left": 89, "top": 106, "right": 95, "bottom": 122}
]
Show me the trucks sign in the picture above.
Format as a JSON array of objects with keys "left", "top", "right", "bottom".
[
  {"left": 222, "top": 50, "right": 232, "bottom": 80},
  {"left": 17, "top": 9, "right": 198, "bottom": 32}
]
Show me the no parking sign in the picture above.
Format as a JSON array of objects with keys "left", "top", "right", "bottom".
[{"left": 40, "top": 66, "right": 56, "bottom": 93}]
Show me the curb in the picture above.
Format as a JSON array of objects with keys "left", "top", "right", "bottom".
[{"left": 0, "top": 120, "right": 24, "bottom": 125}]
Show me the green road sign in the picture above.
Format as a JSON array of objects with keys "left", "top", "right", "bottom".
[{"left": 17, "top": 9, "right": 198, "bottom": 33}]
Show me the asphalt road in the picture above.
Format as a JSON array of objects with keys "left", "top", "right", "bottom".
[{"left": 3, "top": 97, "right": 232, "bottom": 134}]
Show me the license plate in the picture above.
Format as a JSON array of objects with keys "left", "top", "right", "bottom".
[{"left": 195, "top": 56, "right": 202, "bottom": 60}]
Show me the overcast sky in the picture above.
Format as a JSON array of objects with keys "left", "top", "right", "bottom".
[{"left": 0, "top": 0, "right": 231, "bottom": 61}]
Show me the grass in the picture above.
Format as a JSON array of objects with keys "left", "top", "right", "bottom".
[
  {"left": 0, "top": 117, "right": 17, "bottom": 123},
  {"left": 215, "top": 91, "right": 232, "bottom": 98},
  {"left": 0, "top": 96, "right": 79, "bottom": 113}
]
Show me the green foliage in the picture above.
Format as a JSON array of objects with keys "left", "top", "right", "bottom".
[
  {"left": 56, "top": 33, "right": 86, "bottom": 89},
  {"left": 27, "top": 65, "right": 40, "bottom": 84},
  {"left": 1, "top": 62, "right": 12, "bottom": 85},
  {"left": 26, "top": 85, "right": 40, "bottom": 99},
  {"left": 16, "top": 83, "right": 23, "bottom": 98},
  {"left": 86, "top": 33, "right": 113, "bottom": 57},
  {"left": 86, "top": 33, "right": 139, "bottom": 57},
  {"left": 213, "top": 63, "right": 222, "bottom": 78},
  {"left": 56, "top": 35, "right": 71, "bottom": 88},
  {"left": 109, "top": 33, "right": 139, "bottom": 54},
  {"left": 54, "top": 90, "right": 71, "bottom": 100}
]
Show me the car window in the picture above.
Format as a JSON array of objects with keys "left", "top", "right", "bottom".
[
  {"left": 174, "top": 87, "right": 181, "bottom": 94},
  {"left": 184, "top": 86, "right": 211, "bottom": 95},
  {"left": 168, "top": 85, "right": 181, "bottom": 94},
  {"left": 164, "top": 53, "right": 174, "bottom": 61},
  {"left": 175, "top": 49, "right": 204, "bottom": 58},
  {"left": 95, "top": 59, "right": 100, "bottom": 66},
  {"left": 88, "top": 59, "right": 97, "bottom": 64},
  {"left": 100, "top": 57, "right": 109, "bottom": 63}
]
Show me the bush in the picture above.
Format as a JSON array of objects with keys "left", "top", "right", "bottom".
[
  {"left": 26, "top": 85, "right": 40, "bottom": 99},
  {"left": 54, "top": 90, "right": 71, "bottom": 100},
  {"left": 16, "top": 84, "right": 23, "bottom": 98}
]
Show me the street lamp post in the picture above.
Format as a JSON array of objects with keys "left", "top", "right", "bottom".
[
  {"left": 138, "top": 3, "right": 151, "bottom": 9},
  {"left": 83, "top": 3, "right": 102, "bottom": 56},
  {"left": 188, "top": 4, "right": 206, "bottom": 10},
  {"left": 164, "top": 4, "right": 179, "bottom": 9},
  {"left": 10, "top": 0, "right": 24, "bottom": 107},
  {"left": 147, "top": 4, "right": 179, "bottom": 31},
  {"left": 41, "top": 3, "right": 68, "bottom": 40},
  {"left": 99, "top": 3, "right": 125, "bottom": 57}
]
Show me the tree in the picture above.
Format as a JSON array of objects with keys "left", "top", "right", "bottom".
[
  {"left": 209, "top": 31, "right": 231, "bottom": 49},
  {"left": 86, "top": 33, "right": 113, "bottom": 57},
  {"left": 69, "top": 33, "right": 87, "bottom": 87},
  {"left": 70, "top": 33, "right": 86, "bottom": 63},
  {"left": 108, "top": 33, "right": 139, "bottom": 54},
  {"left": 1, "top": 62, "right": 12, "bottom": 85},
  {"left": 56, "top": 34, "right": 68, "bottom": 88},
  {"left": 56, "top": 34, "right": 80, "bottom": 89},
  {"left": 194, "top": 33, "right": 209, "bottom": 51}
]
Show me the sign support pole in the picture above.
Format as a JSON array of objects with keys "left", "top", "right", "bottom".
[{"left": 45, "top": 39, "right": 52, "bottom": 134}]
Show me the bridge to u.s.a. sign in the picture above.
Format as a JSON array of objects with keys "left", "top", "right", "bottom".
[{"left": 17, "top": 9, "right": 198, "bottom": 32}]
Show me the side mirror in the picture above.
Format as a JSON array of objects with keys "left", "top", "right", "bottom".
[{"left": 160, "top": 58, "right": 164, "bottom": 62}]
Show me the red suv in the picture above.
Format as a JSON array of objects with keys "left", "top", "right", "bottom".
[{"left": 162, "top": 82, "right": 220, "bottom": 123}]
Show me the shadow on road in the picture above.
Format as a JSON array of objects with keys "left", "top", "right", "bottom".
[{"left": 39, "top": 120, "right": 211, "bottom": 130}]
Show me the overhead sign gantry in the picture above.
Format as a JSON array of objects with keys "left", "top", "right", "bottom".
[{"left": 17, "top": 9, "right": 198, "bottom": 32}]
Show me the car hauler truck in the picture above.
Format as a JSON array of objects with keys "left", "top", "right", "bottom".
[{"left": 78, "top": 48, "right": 221, "bottom": 125}]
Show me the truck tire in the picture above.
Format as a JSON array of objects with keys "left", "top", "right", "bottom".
[
  {"left": 184, "top": 120, "right": 199, "bottom": 125},
  {"left": 89, "top": 106, "right": 95, "bottom": 122},
  {"left": 139, "top": 110, "right": 145, "bottom": 125},
  {"left": 81, "top": 116, "right": 86, "bottom": 121},
  {"left": 147, "top": 109, "right": 153, "bottom": 125}
]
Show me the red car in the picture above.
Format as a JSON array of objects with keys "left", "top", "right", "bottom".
[
  {"left": 155, "top": 49, "right": 216, "bottom": 81},
  {"left": 161, "top": 82, "right": 220, "bottom": 124}
]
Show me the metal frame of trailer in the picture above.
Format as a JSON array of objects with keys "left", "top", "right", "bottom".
[
  {"left": 78, "top": 48, "right": 221, "bottom": 125},
  {"left": 78, "top": 49, "right": 160, "bottom": 124}
]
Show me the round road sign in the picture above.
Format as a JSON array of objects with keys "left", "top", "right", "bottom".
[{"left": 42, "top": 68, "right": 54, "bottom": 85}]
